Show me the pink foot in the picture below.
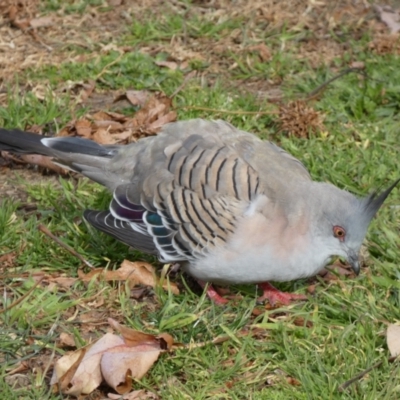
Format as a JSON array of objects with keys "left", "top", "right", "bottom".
[
  {"left": 258, "top": 282, "right": 307, "bottom": 306},
  {"left": 197, "top": 281, "right": 229, "bottom": 305}
]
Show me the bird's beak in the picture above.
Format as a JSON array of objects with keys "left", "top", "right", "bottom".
[{"left": 347, "top": 251, "right": 360, "bottom": 275}]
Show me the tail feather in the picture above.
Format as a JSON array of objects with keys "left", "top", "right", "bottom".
[
  {"left": 42, "top": 137, "right": 116, "bottom": 158},
  {"left": 0, "top": 128, "right": 124, "bottom": 188},
  {"left": 0, "top": 128, "right": 51, "bottom": 155}
]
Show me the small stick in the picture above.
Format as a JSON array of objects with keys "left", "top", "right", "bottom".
[
  {"left": 0, "top": 277, "right": 44, "bottom": 314},
  {"left": 171, "top": 71, "right": 196, "bottom": 98},
  {"left": 95, "top": 53, "right": 124, "bottom": 81},
  {"left": 304, "top": 67, "right": 366, "bottom": 102},
  {"left": 338, "top": 355, "right": 397, "bottom": 392},
  {"left": 38, "top": 224, "right": 94, "bottom": 269}
]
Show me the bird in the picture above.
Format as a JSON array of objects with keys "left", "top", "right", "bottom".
[{"left": 0, "top": 119, "right": 398, "bottom": 305}]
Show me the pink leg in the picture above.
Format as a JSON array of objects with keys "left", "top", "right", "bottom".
[
  {"left": 258, "top": 282, "right": 307, "bottom": 306},
  {"left": 197, "top": 281, "right": 228, "bottom": 305}
]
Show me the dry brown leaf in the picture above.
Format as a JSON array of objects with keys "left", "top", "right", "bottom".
[
  {"left": 51, "top": 320, "right": 172, "bottom": 396},
  {"left": 0, "top": 252, "right": 17, "bottom": 268},
  {"left": 155, "top": 60, "right": 179, "bottom": 70},
  {"left": 126, "top": 93, "right": 177, "bottom": 136},
  {"left": 51, "top": 347, "right": 87, "bottom": 393},
  {"left": 91, "top": 111, "right": 115, "bottom": 121},
  {"left": 29, "top": 16, "right": 54, "bottom": 28},
  {"left": 78, "top": 260, "right": 179, "bottom": 295},
  {"left": 79, "top": 80, "right": 96, "bottom": 103},
  {"left": 54, "top": 90, "right": 174, "bottom": 145},
  {"left": 59, "top": 333, "right": 76, "bottom": 348},
  {"left": 246, "top": 43, "right": 272, "bottom": 62},
  {"left": 48, "top": 276, "right": 78, "bottom": 289},
  {"left": 116, "top": 90, "right": 151, "bottom": 107},
  {"left": 75, "top": 119, "right": 92, "bottom": 138},
  {"left": 111, "top": 130, "right": 133, "bottom": 142},
  {"left": 102, "top": 344, "right": 161, "bottom": 393},
  {"left": 109, "top": 318, "right": 174, "bottom": 350},
  {"left": 147, "top": 111, "right": 177, "bottom": 132},
  {"left": 92, "top": 128, "right": 116, "bottom": 145},
  {"left": 51, "top": 334, "right": 124, "bottom": 395},
  {"left": 155, "top": 59, "right": 189, "bottom": 70},
  {"left": 387, "top": 324, "right": 400, "bottom": 357},
  {"left": 374, "top": 5, "right": 400, "bottom": 33},
  {"left": 19, "top": 154, "right": 68, "bottom": 175},
  {"left": 93, "top": 120, "right": 124, "bottom": 130}
]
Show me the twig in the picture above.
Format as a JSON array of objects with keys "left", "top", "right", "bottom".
[
  {"left": 171, "top": 71, "right": 196, "bottom": 98},
  {"left": 338, "top": 355, "right": 398, "bottom": 392},
  {"left": 180, "top": 106, "right": 278, "bottom": 115},
  {"left": 304, "top": 67, "right": 366, "bottom": 102},
  {"left": 0, "top": 277, "right": 44, "bottom": 314},
  {"left": 38, "top": 224, "right": 94, "bottom": 269},
  {"left": 95, "top": 52, "right": 124, "bottom": 81}
]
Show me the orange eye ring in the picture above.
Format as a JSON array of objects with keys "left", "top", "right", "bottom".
[{"left": 333, "top": 226, "right": 346, "bottom": 241}]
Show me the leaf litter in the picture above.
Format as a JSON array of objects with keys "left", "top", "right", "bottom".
[
  {"left": 50, "top": 318, "right": 173, "bottom": 396},
  {"left": 1, "top": 87, "right": 176, "bottom": 173},
  {"left": 78, "top": 259, "right": 180, "bottom": 295}
]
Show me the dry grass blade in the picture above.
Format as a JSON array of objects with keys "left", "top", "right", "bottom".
[
  {"left": 38, "top": 224, "right": 94, "bottom": 269},
  {"left": 338, "top": 356, "right": 398, "bottom": 392},
  {"left": 0, "top": 277, "right": 44, "bottom": 314}
]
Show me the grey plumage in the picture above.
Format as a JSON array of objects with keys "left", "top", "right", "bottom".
[{"left": 0, "top": 119, "right": 397, "bottom": 299}]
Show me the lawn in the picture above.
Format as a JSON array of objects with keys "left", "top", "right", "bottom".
[{"left": 1, "top": 1, "right": 400, "bottom": 399}]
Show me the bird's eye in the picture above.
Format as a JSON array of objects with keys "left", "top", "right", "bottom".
[{"left": 333, "top": 226, "right": 346, "bottom": 241}]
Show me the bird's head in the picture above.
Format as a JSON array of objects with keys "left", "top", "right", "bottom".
[{"left": 311, "top": 179, "right": 399, "bottom": 274}]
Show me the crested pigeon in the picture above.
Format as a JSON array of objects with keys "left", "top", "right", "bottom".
[{"left": 0, "top": 119, "right": 398, "bottom": 305}]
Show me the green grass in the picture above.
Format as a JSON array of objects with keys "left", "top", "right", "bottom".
[{"left": 1, "top": 1, "right": 400, "bottom": 399}]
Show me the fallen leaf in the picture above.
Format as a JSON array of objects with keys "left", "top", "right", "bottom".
[
  {"left": 78, "top": 260, "right": 180, "bottom": 295},
  {"left": 116, "top": 90, "right": 151, "bottom": 107},
  {"left": 29, "top": 16, "right": 54, "bottom": 29},
  {"left": 374, "top": 5, "right": 400, "bottom": 33},
  {"left": 387, "top": 324, "right": 400, "bottom": 357},
  {"left": 0, "top": 252, "right": 17, "bottom": 268},
  {"left": 51, "top": 347, "right": 87, "bottom": 393},
  {"left": 247, "top": 43, "right": 272, "bottom": 62},
  {"left": 286, "top": 376, "right": 301, "bottom": 386},
  {"left": 59, "top": 333, "right": 76, "bottom": 348},
  {"left": 51, "top": 334, "right": 123, "bottom": 395},
  {"left": 48, "top": 276, "right": 78, "bottom": 289},
  {"left": 349, "top": 61, "right": 365, "bottom": 69},
  {"left": 102, "top": 344, "right": 161, "bottom": 393},
  {"left": 293, "top": 317, "right": 313, "bottom": 328},
  {"left": 51, "top": 320, "right": 173, "bottom": 396},
  {"left": 75, "top": 119, "right": 92, "bottom": 138},
  {"left": 109, "top": 318, "right": 174, "bottom": 350},
  {"left": 251, "top": 307, "right": 264, "bottom": 316},
  {"left": 19, "top": 154, "right": 68, "bottom": 175},
  {"left": 79, "top": 80, "right": 96, "bottom": 103},
  {"left": 155, "top": 60, "right": 179, "bottom": 70},
  {"left": 307, "top": 284, "right": 316, "bottom": 294},
  {"left": 125, "top": 92, "right": 177, "bottom": 136},
  {"left": 92, "top": 128, "right": 116, "bottom": 145}
]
